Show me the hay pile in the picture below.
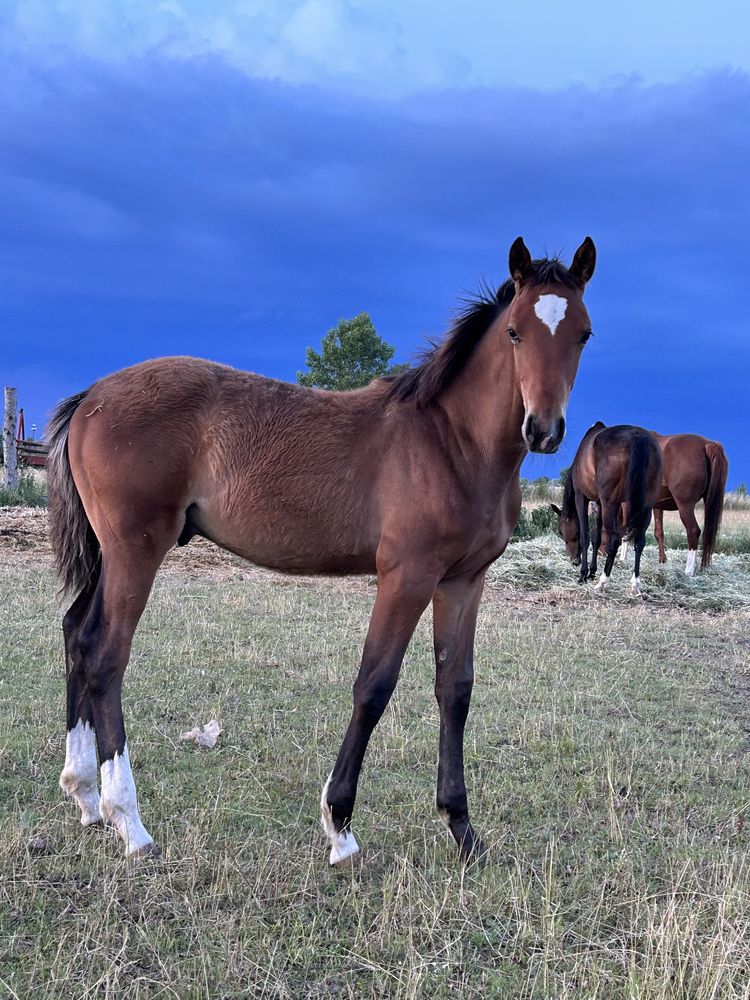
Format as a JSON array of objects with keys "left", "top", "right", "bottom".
[{"left": 488, "top": 535, "right": 750, "bottom": 612}]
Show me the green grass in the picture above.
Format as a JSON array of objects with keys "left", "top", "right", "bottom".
[
  {"left": 1, "top": 537, "right": 750, "bottom": 998},
  {"left": 0, "top": 469, "right": 48, "bottom": 508}
]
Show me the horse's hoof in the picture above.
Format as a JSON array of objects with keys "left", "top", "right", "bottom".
[
  {"left": 330, "top": 847, "right": 362, "bottom": 870},
  {"left": 129, "top": 841, "right": 162, "bottom": 862}
]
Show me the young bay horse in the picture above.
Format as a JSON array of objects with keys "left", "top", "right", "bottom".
[
  {"left": 47, "top": 236, "right": 596, "bottom": 865},
  {"left": 553, "top": 422, "right": 662, "bottom": 597}
]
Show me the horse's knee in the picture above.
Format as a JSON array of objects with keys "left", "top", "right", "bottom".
[
  {"left": 353, "top": 672, "right": 398, "bottom": 723},
  {"left": 435, "top": 676, "right": 473, "bottom": 716}
]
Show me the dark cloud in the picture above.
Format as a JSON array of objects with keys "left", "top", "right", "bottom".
[{"left": 1, "top": 57, "right": 748, "bottom": 480}]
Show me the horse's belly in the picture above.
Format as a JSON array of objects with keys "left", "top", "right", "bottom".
[{"left": 194, "top": 501, "right": 378, "bottom": 576}]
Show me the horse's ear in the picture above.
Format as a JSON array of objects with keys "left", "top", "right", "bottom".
[
  {"left": 550, "top": 503, "right": 561, "bottom": 516},
  {"left": 569, "top": 236, "right": 596, "bottom": 287},
  {"left": 509, "top": 237, "right": 533, "bottom": 285}
]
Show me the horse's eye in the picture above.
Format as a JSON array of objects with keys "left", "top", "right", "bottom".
[
  {"left": 508, "top": 327, "right": 520, "bottom": 344},
  {"left": 580, "top": 329, "right": 593, "bottom": 345}
]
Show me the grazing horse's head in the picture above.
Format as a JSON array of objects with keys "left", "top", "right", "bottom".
[
  {"left": 550, "top": 503, "right": 581, "bottom": 565},
  {"left": 505, "top": 237, "right": 596, "bottom": 454}
]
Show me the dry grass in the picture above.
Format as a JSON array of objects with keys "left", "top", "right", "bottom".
[{"left": 1, "top": 510, "right": 750, "bottom": 998}]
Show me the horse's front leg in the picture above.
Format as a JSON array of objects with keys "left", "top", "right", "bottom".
[
  {"left": 432, "top": 572, "right": 486, "bottom": 863},
  {"left": 588, "top": 501, "right": 603, "bottom": 579},
  {"left": 575, "top": 493, "right": 590, "bottom": 582},
  {"left": 321, "top": 563, "right": 438, "bottom": 866},
  {"left": 653, "top": 508, "right": 667, "bottom": 564}
]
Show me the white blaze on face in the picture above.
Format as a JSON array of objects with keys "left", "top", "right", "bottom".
[
  {"left": 100, "top": 744, "right": 154, "bottom": 855},
  {"left": 60, "top": 719, "right": 102, "bottom": 826},
  {"left": 320, "top": 773, "right": 360, "bottom": 866},
  {"left": 534, "top": 294, "right": 568, "bottom": 336}
]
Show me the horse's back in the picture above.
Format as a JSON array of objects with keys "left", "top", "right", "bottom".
[
  {"left": 65, "top": 357, "right": 388, "bottom": 574},
  {"left": 592, "top": 425, "right": 662, "bottom": 503},
  {"left": 654, "top": 432, "right": 725, "bottom": 503}
]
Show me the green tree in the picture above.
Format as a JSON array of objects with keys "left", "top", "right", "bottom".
[{"left": 297, "top": 312, "right": 407, "bottom": 390}]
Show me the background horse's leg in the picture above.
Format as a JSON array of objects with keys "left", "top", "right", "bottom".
[
  {"left": 653, "top": 508, "right": 667, "bottom": 563},
  {"left": 595, "top": 503, "right": 621, "bottom": 591},
  {"left": 321, "top": 564, "right": 438, "bottom": 866},
  {"left": 629, "top": 508, "right": 653, "bottom": 597},
  {"left": 677, "top": 502, "right": 701, "bottom": 575},
  {"left": 73, "top": 535, "right": 174, "bottom": 858},
  {"left": 432, "top": 572, "right": 486, "bottom": 863},
  {"left": 60, "top": 576, "right": 103, "bottom": 827},
  {"left": 575, "top": 493, "right": 590, "bottom": 582},
  {"left": 589, "top": 502, "right": 602, "bottom": 579}
]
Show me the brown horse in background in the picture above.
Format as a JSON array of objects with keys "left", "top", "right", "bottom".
[
  {"left": 553, "top": 422, "right": 662, "bottom": 597},
  {"left": 47, "top": 236, "right": 596, "bottom": 865},
  {"left": 650, "top": 433, "right": 728, "bottom": 574},
  {"left": 604, "top": 433, "right": 728, "bottom": 575}
]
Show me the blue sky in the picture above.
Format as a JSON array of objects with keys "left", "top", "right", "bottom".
[{"left": 2, "top": 1, "right": 749, "bottom": 482}]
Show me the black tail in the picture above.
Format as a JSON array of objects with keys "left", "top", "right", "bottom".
[
  {"left": 46, "top": 390, "right": 99, "bottom": 596},
  {"left": 624, "top": 434, "right": 658, "bottom": 533},
  {"left": 701, "top": 442, "right": 729, "bottom": 569}
]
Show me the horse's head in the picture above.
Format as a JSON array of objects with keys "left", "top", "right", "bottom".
[
  {"left": 550, "top": 503, "right": 581, "bottom": 565},
  {"left": 505, "top": 237, "right": 596, "bottom": 454}
]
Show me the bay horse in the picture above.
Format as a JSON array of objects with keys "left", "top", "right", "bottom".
[
  {"left": 552, "top": 422, "right": 662, "bottom": 597},
  {"left": 601, "top": 433, "right": 728, "bottom": 575},
  {"left": 47, "top": 236, "right": 596, "bottom": 865},
  {"left": 648, "top": 433, "right": 728, "bottom": 574}
]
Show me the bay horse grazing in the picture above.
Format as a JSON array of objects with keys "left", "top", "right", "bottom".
[
  {"left": 552, "top": 422, "right": 662, "bottom": 597},
  {"left": 47, "top": 236, "right": 596, "bottom": 865},
  {"left": 650, "top": 433, "right": 728, "bottom": 575}
]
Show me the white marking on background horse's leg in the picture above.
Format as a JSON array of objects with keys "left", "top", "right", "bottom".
[
  {"left": 594, "top": 571, "right": 609, "bottom": 592},
  {"left": 685, "top": 549, "right": 697, "bottom": 576},
  {"left": 59, "top": 719, "right": 102, "bottom": 826},
  {"left": 320, "top": 773, "right": 360, "bottom": 866},
  {"left": 100, "top": 744, "right": 154, "bottom": 855},
  {"left": 619, "top": 540, "right": 629, "bottom": 564},
  {"left": 534, "top": 293, "right": 568, "bottom": 335},
  {"left": 629, "top": 573, "right": 641, "bottom": 598}
]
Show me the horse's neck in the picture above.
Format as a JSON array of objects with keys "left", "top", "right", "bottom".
[{"left": 439, "top": 325, "right": 526, "bottom": 479}]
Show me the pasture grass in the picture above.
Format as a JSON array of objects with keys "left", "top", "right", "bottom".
[{"left": 1, "top": 528, "right": 750, "bottom": 998}]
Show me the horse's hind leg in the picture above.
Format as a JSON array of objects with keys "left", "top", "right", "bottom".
[
  {"left": 629, "top": 508, "right": 652, "bottom": 598},
  {"left": 432, "top": 572, "right": 486, "bottom": 863},
  {"left": 60, "top": 576, "right": 103, "bottom": 827},
  {"left": 75, "top": 533, "right": 175, "bottom": 858},
  {"left": 678, "top": 503, "right": 700, "bottom": 575},
  {"left": 321, "top": 562, "right": 438, "bottom": 866},
  {"left": 595, "top": 503, "right": 621, "bottom": 592}
]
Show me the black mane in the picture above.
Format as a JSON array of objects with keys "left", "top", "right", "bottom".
[{"left": 385, "top": 258, "right": 580, "bottom": 408}]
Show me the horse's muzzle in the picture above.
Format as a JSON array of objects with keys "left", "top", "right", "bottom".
[{"left": 523, "top": 415, "right": 566, "bottom": 454}]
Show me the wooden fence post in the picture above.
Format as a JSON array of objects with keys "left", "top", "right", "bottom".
[{"left": 3, "top": 386, "right": 18, "bottom": 491}]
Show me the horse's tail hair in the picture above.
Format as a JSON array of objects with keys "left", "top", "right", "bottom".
[
  {"left": 701, "top": 441, "right": 728, "bottom": 570},
  {"left": 624, "top": 434, "right": 657, "bottom": 533},
  {"left": 46, "top": 389, "right": 99, "bottom": 597}
]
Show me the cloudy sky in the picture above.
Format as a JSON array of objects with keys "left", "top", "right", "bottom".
[{"left": 2, "top": 1, "right": 749, "bottom": 481}]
